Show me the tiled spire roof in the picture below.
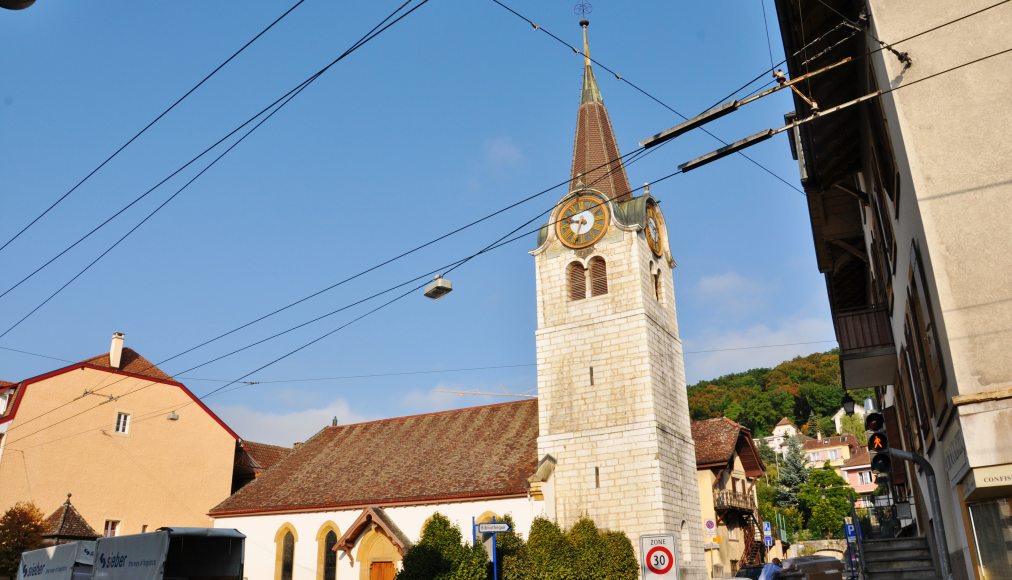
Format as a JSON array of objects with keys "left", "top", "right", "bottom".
[
  {"left": 42, "top": 494, "right": 99, "bottom": 540},
  {"left": 570, "top": 21, "right": 632, "bottom": 202}
]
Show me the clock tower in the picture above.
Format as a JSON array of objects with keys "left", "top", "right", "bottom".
[{"left": 530, "top": 21, "right": 704, "bottom": 578}]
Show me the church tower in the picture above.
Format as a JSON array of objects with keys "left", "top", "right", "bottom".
[{"left": 530, "top": 21, "right": 704, "bottom": 578}]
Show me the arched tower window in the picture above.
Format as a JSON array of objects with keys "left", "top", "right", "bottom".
[
  {"left": 589, "top": 257, "right": 608, "bottom": 296},
  {"left": 568, "top": 262, "right": 586, "bottom": 301},
  {"left": 274, "top": 523, "right": 298, "bottom": 580},
  {"left": 654, "top": 271, "right": 662, "bottom": 302}
]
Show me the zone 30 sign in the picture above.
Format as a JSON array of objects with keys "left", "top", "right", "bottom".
[{"left": 639, "top": 534, "right": 677, "bottom": 578}]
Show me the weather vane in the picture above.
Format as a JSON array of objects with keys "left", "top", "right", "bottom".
[{"left": 574, "top": 0, "right": 592, "bottom": 19}]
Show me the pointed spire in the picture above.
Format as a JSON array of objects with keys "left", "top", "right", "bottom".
[
  {"left": 580, "top": 20, "right": 602, "bottom": 104},
  {"left": 570, "top": 20, "right": 632, "bottom": 202}
]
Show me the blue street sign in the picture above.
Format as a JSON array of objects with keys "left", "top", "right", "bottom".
[
  {"left": 762, "top": 521, "right": 772, "bottom": 536},
  {"left": 764, "top": 536, "right": 774, "bottom": 547},
  {"left": 845, "top": 523, "right": 857, "bottom": 542}
]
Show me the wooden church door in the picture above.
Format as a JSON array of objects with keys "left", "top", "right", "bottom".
[{"left": 369, "top": 561, "right": 395, "bottom": 580}]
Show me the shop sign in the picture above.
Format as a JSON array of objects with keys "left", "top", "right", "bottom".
[{"left": 943, "top": 426, "right": 969, "bottom": 486}]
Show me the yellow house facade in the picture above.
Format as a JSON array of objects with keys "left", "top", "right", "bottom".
[
  {"left": 0, "top": 333, "right": 239, "bottom": 536},
  {"left": 692, "top": 418, "right": 766, "bottom": 578}
]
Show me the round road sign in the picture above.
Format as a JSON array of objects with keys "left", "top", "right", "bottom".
[{"left": 645, "top": 546, "right": 674, "bottom": 574}]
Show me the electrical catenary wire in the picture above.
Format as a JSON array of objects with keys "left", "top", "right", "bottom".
[
  {"left": 0, "top": 0, "right": 432, "bottom": 336},
  {"left": 0, "top": 0, "right": 308, "bottom": 256},
  {"left": 10, "top": 21, "right": 1004, "bottom": 449},
  {"left": 180, "top": 338, "right": 840, "bottom": 384},
  {"left": 1, "top": 145, "right": 673, "bottom": 445},
  {"left": 1, "top": 139, "right": 649, "bottom": 436},
  {"left": 488, "top": 0, "right": 807, "bottom": 197}
]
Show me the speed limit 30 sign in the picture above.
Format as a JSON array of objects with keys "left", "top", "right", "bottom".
[{"left": 639, "top": 534, "right": 678, "bottom": 578}]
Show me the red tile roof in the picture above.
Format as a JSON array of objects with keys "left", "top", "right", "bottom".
[
  {"left": 81, "top": 347, "right": 174, "bottom": 382},
  {"left": 692, "top": 418, "right": 747, "bottom": 466},
  {"left": 210, "top": 400, "right": 539, "bottom": 516},
  {"left": 775, "top": 417, "right": 795, "bottom": 427},
  {"left": 0, "top": 380, "right": 14, "bottom": 388},
  {"left": 240, "top": 440, "right": 292, "bottom": 472},
  {"left": 43, "top": 496, "right": 99, "bottom": 540},
  {"left": 570, "top": 56, "right": 632, "bottom": 202},
  {"left": 802, "top": 433, "right": 860, "bottom": 451}
]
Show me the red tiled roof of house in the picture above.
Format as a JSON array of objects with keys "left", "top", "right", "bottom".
[
  {"left": 210, "top": 400, "right": 539, "bottom": 516},
  {"left": 0, "top": 380, "right": 14, "bottom": 388},
  {"left": 43, "top": 496, "right": 99, "bottom": 540},
  {"left": 692, "top": 417, "right": 747, "bottom": 466},
  {"left": 80, "top": 347, "right": 174, "bottom": 382},
  {"left": 802, "top": 433, "right": 860, "bottom": 451},
  {"left": 241, "top": 440, "right": 292, "bottom": 472},
  {"left": 775, "top": 417, "right": 795, "bottom": 427}
]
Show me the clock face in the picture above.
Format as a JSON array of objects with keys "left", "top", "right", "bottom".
[
  {"left": 645, "top": 203, "right": 663, "bottom": 256},
  {"left": 557, "top": 194, "right": 610, "bottom": 249}
]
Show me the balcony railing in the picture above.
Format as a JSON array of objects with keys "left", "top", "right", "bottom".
[
  {"left": 835, "top": 306, "right": 896, "bottom": 388},
  {"left": 836, "top": 306, "right": 894, "bottom": 353},
  {"left": 713, "top": 489, "right": 756, "bottom": 512}
]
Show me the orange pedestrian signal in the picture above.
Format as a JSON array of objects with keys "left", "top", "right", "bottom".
[{"left": 868, "top": 433, "right": 889, "bottom": 451}]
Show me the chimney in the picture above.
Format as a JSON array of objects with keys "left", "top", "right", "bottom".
[
  {"left": 817, "top": 430, "right": 824, "bottom": 441},
  {"left": 109, "top": 332, "right": 125, "bottom": 369}
]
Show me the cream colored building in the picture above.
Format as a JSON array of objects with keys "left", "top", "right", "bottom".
[
  {"left": 692, "top": 418, "right": 766, "bottom": 578},
  {"left": 530, "top": 20, "right": 704, "bottom": 579},
  {"left": 774, "top": 1, "right": 1012, "bottom": 578},
  {"left": 0, "top": 333, "right": 240, "bottom": 536}
]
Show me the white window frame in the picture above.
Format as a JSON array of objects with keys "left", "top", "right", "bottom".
[
  {"left": 103, "top": 519, "right": 120, "bottom": 537},
  {"left": 859, "top": 471, "right": 873, "bottom": 485},
  {"left": 114, "top": 411, "right": 130, "bottom": 434}
]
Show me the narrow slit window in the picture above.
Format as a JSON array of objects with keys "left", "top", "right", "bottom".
[
  {"left": 595, "top": 467, "right": 600, "bottom": 488},
  {"left": 589, "top": 257, "right": 608, "bottom": 296},
  {"left": 654, "top": 271, "right": 662, "bottom": 301},
  {"left": 568, "top": 262, "right": 586, "bottom": 301},
  {"left": 114, "top": 412, "right": 130, "bottom": 434},
  {"left": 589, "top": 366, "right": 594, "bottom": 386}
]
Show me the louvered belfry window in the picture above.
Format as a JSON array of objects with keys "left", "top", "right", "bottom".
[
  {"left": 568, "top": 262, "right": 586, "bottom": 301},
  {"left": 589, "top": 257, "right": 608, "bottom": 296}
]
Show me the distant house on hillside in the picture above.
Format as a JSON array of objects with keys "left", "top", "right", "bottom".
[
  {"left": 0, "top": 332, "right": 273, "bottom": 538},
  {"left": 802, "top": 433, "right": 861, "bottom": 478},
  {"left": 762, "top": 417, "right": 804, "bottom": 455}
]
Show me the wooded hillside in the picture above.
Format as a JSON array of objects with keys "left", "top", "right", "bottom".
[{"left": 687, "top": 350, "right": 873, "bottom": 437}]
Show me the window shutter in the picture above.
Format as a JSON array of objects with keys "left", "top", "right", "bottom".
[
  {"left": 568, "top": 262, "right": 586, "bottom": 300},
  {"left": 589, "top": 257, "right": 608, "bottom": 296}
]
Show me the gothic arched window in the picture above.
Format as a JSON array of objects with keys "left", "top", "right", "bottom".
[
  {"left": 568, "top": 262, "right": 586, "bottom": 301},
  {"left": 273, "top": 526, "right": 293, "bottom": 580},
  {"left": 323, "top": 530, "right": 337, "bottom": 580},
  {"left": 589, "top": 257, "right": 608, "bottom": 297}
]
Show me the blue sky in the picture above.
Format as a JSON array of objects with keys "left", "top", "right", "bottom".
[{"left": 1, "top": 1, "right": 834, "bottom": 445}]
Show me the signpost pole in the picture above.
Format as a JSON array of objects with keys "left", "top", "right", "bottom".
[{"left": 492, "top": 516, "right": 499, "bottom": 580}]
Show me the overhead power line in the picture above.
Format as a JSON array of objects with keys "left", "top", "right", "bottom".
[
  {"left": 0, "top": 0, "right": 432, "bottom": 338},
  {"left": 0, "top": 0, "right": 308, "bottom": 255},
  {"left": 488, "top": 0, "right": 807, "bottom": 197}
]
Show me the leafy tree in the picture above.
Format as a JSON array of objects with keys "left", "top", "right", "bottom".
[
  {"left": 799, "top": 382, "right": 845, "bottom": 418},
  {"left": 798, "top": 467, "right": 856, "bottom": 518},
  {"left": 525, "top": 518, "right": 577, "bottom": 580},
  {"left": 601, "top": 531, "right": 638, "bottom": 580},
  {"left": 0, "top": 501, "right": 46, "bottom": 578},
  {"left": 397, "top": 513, "right": 487, "bottom": 580},
  {"left": 757, "top": 439, "right": 778, "bottom": 468},
  {"left": 776, "top": 437, "right": 808, "bottom": 507},
  {"left": 839, "top": 413, "right": 866, "bottom": 437},
  {"left": 568, "top": 518, "right": 607, "bottom": 580},
  {"left": 808, "top": 499, "right": 844, "bottom": 539}
]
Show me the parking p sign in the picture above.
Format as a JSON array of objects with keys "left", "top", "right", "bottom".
[{"left": 639, "top": 534, "right": 677, "bottom": 579}]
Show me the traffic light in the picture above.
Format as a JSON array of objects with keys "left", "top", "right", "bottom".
[{"left": 865, "top": 412, "right": 891, "bottom": 474}]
